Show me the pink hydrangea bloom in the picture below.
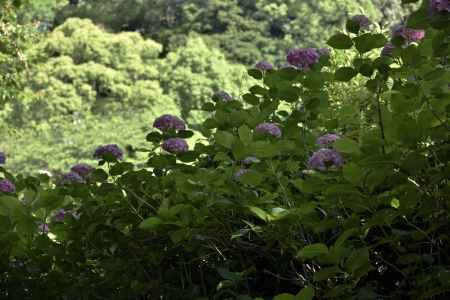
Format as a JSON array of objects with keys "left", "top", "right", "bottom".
[{"left": 392, "top": 25, "right": 425, "bottom": 43}]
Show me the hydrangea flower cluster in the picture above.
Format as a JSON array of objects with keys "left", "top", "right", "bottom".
[
  {"left": 307, "top": 148, "right": 344, "bottom": 171},
  {"left": 255, "top": 123, "right": 282, "bottom": 138},
  {"left": 213, "top": 90, "right": 233, "bottom": 102},
  {"left": 94, "top": 144, "right": 123, "bottom": 160},
  {"left": 70, "top": 163, "right": 94, "bottom": 177},
  {"left": 54, "top": 209, "right": 66, "bottom": 222},
  {"left": 287, "top": 48, "right": 321, "bottom": 70},
  {"left": 153, "top": 114, "right": 186, "bottom": 132},
  {"left": 38, "top": 223, "right": 49, "bottom": 234},
  {"left": 381, "top": 43, "right": 395, "bottom": 56},
  {"left": 234, "top": 168, "right": 249, "bottom": 178},
  {"left": 351, "top": 15, "right": 371, "bottom": 30},
  {"left": 61, "top": 172, "right": 85, "bottom": 184},
  {"left": 0, "top": 179, "right": 15, "bottom": 193},
  {"left": 430, "top": 0, "right": 450, "bottom": 12},
  {"left": 392, "top": 25, "right": 426, "bottom": 44},
  {"left": 317, "top": 48, "right": 330, "bottom": 56},
  {"left": 0, "top": 152, "right": 5, "bottom": 165},
  {"left": 254, "top": 61, "right": 274, "bottom": 71},
  {"left": 317, "top": 133, "right": 341, "bottom": 147},
  {"left": 162, "top": 138, "right": 189, "bottom": 154}
]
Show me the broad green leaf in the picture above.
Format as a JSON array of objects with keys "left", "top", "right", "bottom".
[
  {"left": 327, "top": 33, "right": 353, "bottom": 49},
  {"left": 215, "top": 131, "right": 235, "bottom": 149},
  {"left": 353, "top": 33, "right": 387, "bottom": 53},
  {"left": 247, "top": 206, "right": 272, "bottom": 222},
  {"left": 238, "top": 124, "right": 253, "bottom": 145},
  {"left": 298, "top": 243, "right": 328, "bottom": 259},
  {"left": 239, "top": 171, "right": 264, "bottom": 186},
  {"left": 297, "top": 287, "right": 315, "bottom": 300},
  {"left": 334, "top": 67, "right": 358, "bottom": 82},
  {"left": 139, "top": 217, "right": 163, "bottom": 230},
  {"left": 334, "top": 137, "right": 360, "bottom": 154}
]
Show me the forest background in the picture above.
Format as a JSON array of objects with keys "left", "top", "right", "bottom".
[{"left": 1, "top": 0, "right": 415, "bottom": 174}]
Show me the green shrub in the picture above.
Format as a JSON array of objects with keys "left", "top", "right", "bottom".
[{"left": 0, "top": 1, "right": 449, "bottom": 299}]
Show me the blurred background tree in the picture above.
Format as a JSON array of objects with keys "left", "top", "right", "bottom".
[{"left": 1, "top": 0, "right": 417, "bottom": 174}]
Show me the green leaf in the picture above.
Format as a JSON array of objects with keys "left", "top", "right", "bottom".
[
  {"left": 139, "top": 217, "right": 163, "bottom": 230},
  {"left": 247, "top": 206, "right": 272, "bottom": 222},
  {"left": 248, "top": 68, "right": 263, "bottom": 80},
  {"left": 327, "top": 33, "right": 353, "bottom": 49},
  {"left": 238, "top": 125, "right": 253, "bottom": 145},
  {"left": 343, "top": 163, "right": 363, "bottom": 185},
  {"left": 242, "top": 93, "right": 259, "bottom": 105},
  {"left": 239, "top": 171, "right": 264, "bottom": 186},
  {"left": 146, "top": 132, "right": 162, "bottom": 143},
  {"left": 110, "top": 162, "right": 134, "bottom": 176},
  {"left": 201, "top": 102, "right": 215, "bottom": 111},
  {"left": 215, "top": 131, "right": 235, "bottom": 149},
  {"left": 273, "top": 293, "right": 297, "bottom": 300},
  {"left": 297, "top": 287, "right": 315, "bottom": 300},
  {"left": 177, "top": 130, "right": 194, "bottom": 138},
  {"left": 147, "top": 155, "right": 176, "bottom": 168},
  {"left": 353, "top": 33, "right": 387, "bottom": 54},
  {"left": 334, "top": 67, "right": 358, "bottom": 82},
  {"left": 298, "top": 243, "right": 329, "bottom": 259},
  {"left": 313, "top": 266, "right": 341, "bottom": 281},
  {"left": 91, "top": 169, "right": 109, "bottom": 182},
  {"left": 334, "top": 137, "right": 360, "bottom": 154},
  {"left": 346, "top": 19, "right": 361, "bottom": 34}
]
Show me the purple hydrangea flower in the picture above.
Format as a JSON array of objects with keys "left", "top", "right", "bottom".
[
  {"left": 381, "top": 43, "right": 395, "bottom": 56},
  {"left": 430, "top": 0, "right": 450, "bottom": 12},
  {"left": 153, "top": 114, "right": 186, "bottom": 132},
  {"left": 317, "top": 133, "right": 341, "bottom": 146},
  {"left": 0, "top": 152, "right": 5, "bottom": 165},
  {"left": 351, "top": 15, "right": 371, "bottom": 30},
  {"left": 255, "top": 123, "right": 282, "bottom": 138},
  {"left": 287, "top": 48, "right": 321, "bottom": 70},
  {"left": 392, "top": 25, "right": 426, "bottom": 44},
  {"left": 54, "top": 209, "right": 66, "bottom": 222},
  {"left": 61, "top": 172, "right": 85, "bottom": 184},
  {"left": 94, "top": 144, "right": 124, "bottom": 160},
  {"left": 0, "top": 179, "right": 15, "bottom": 193},
  {"left": 254, "top": 61, "right": 274, "bottom": 71},
  {"left": 318, "top": 48, "right": 330, "bottom": 56},
  {"left": 213, "top": 90, "right": 233, "bottom": 102},
  {"left": 38, "top": 223, "right": 49, "bottom": 234},
  {"left": 162, "top": 138, "right": 189, "bottom": 154},
  {"left": 234, "top": 168, "right": 249, "bottom": 178},
  {"left": 70, "top": 163, "right": 94, "bottom": 177},
  {"left": 307, "top": 148, "right": 344, "bottom": 171}
]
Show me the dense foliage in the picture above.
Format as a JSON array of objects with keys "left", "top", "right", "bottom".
[
  {"left": 0, "top": 1, "right": 449, "bottom": 299},
  {"left": 1, "top": 18, "right": 247, "bottom": 173},
  {"left": 54, "top": 0, "right": 416, "bottom": 64}
]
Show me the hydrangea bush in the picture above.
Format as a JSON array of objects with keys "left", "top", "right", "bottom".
[{"left": 0, "top": 1, "right": 449, "bottom": 299}]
